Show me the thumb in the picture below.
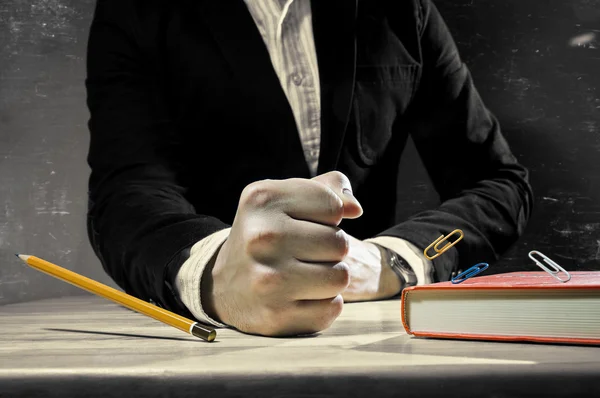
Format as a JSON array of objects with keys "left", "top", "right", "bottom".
[{"left": 312, "top": 171, "right": 363, "bottom": 219}]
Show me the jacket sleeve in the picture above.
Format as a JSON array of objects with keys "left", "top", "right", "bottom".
[
  {"left": 85, "top": 0, "right": 228, "bottom": 312},
  {"left": 378, "top": 0, "right": 534, "bottom": 281}
]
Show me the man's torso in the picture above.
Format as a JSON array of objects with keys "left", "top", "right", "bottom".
[{"left": 117, "top": 0, "right": 426, "bottom": 238}]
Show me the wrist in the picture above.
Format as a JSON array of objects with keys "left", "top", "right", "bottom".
[
  {"left": 373, "top": 243, "right": 417, "bottom": 297},
  {"left": 200, "top": 245, "right": 226, "bottom": 325}
]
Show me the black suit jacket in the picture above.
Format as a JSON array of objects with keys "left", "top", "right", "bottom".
[{"left": 86, "top": 0, "right": 533, "bottom": 315}]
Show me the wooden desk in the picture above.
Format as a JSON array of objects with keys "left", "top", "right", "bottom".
[{"left": 1, "top": 296, "right": 599, "bottom": 397}]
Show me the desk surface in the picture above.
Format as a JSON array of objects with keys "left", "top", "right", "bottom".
[{"left": 1, "top": 296, "right": 599, "bottom": 398}]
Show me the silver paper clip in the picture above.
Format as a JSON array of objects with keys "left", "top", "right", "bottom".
[{"left": 528, "top": 251, "right": 571, "bottom": 283}]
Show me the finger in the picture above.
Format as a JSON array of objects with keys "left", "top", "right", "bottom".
[
  {"left": 241, "top": 178, "right": 348, "bottom": 226},
  {"left": 282, "top": 260, "right": 350, "bottom": 301},
  {"left": 280, "top": 219, "right": 349, "bottom": 263},
  {"left": 311, "top": 171, "right": 363, "bottom": 219},
  {"left": 264, "top": 295, "right": 345, "bottom": 336},
  {"left": 289, "top": 295, "right": 345, "bottom": 335}
]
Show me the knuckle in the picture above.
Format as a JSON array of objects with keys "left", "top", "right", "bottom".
[
  {"left": 325, "top": 189, "right": 344, "bottom": 223},
  {"left": 246, "top": 225, "right": 282, "bottom": 251},
  {"left": 329, "top": 171, "right": 349, "bottom": 186},
  {"left": 320, "top": 171, "right": 346, "bottom": 186},
  {"left": 328, "top": 296, "right": 345, "bottom": 320},
  {"left": 241, "top": 181, "right": 277, "bottom": 208},
  {"left": 315, "top": 297, "right": 344, "bottom": 331},
  {"left": 250, "top": 267, "right": 285, "bottom": 297},
  {"left": 331, "top": 261, "right": 351, "bottom": 289},
  {"left": 329, "top": 229, "right": 350, "bottom": 260}
]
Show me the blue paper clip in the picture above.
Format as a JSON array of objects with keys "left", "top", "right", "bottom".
[
  {"left": 528, "top": 251, "right": 571, "bottom": 283},
  {"left": 451, "top": 263, "right": 489, "bottom": 284}
]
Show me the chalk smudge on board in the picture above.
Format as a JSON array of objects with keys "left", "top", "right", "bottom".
[
  {"left": 1, "top": 0, "right": 79, "bottom": 51},
  {"left": 552, "top": 228, "right": 577, "bottom": 237},
  {"left": 494, "top": 55, "right": 538, "bottom": 101},
  {"left": 33, "top": 182, "right": 71, "bottom": 216},
  {"left": 31, "top": 0, "right": 77, "bottom": 40},
  {"left": 568, "top": 32, "right": 597, "bottom": 49}
]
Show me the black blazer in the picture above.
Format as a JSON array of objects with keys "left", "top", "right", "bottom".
[{"left": 86, "top": 0, "right": 534, "bottom": 315}]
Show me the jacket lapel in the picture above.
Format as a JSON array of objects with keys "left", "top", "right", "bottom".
[
  {"left": 312, "top": 0, "right": 358, "bottom": 174},
  {"left": 197, "top": 1, "right": 310, "bottom": 177}
]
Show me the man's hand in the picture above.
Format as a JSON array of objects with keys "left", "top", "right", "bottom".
[
  {"left": 340, "top": 236, "right": 403, "bottom": 302},
  {"left": 310, "top": 173, "right": 403, "bottom": 302},
  {"left": 202, "top": 171, "right": 363, "bottom": 336}
]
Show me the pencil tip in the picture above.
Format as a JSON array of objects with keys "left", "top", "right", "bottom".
[{"left": 15, "top": 253, "right": 20, "bottom": 258}]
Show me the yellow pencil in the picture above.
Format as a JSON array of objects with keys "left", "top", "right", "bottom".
[{"left": 16, "top": 254, "right": 216, "bottom": 342}]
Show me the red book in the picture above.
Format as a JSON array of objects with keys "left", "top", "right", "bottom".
[{"left": 400, "top": 271, "right": 600, "bottom": 345}]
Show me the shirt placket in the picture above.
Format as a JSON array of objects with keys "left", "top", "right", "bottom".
[
  {"left": 274, "top": 0, "right": 293, "bottom": 72},
  {"left": 281, "top": 2, "right": 321, "bottom": 175}
]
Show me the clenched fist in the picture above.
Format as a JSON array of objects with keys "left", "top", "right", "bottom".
[{"left": 201, "top": 171, "right": 363, "bottom": 336}]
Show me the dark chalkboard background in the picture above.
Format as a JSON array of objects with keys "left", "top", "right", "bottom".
[
  {"left": 0, "top": 0, "right": 118, "bottom": 304},
  {"left": 1, "top": 0, "right": 599, "bottom": 305},
  {"left": 396, "top": 0, "right": 600, "bottom": 271}
]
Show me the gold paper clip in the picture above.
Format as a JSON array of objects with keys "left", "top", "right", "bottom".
[
  {"left": 423, "top": 229, "right": 464, "bottom": 260},
  {"left": 528, "top": 251, "right": 571, "bottom": 283}
]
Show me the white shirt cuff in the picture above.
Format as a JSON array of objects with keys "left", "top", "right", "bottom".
[
  {"left": 365, "top": 236, "right": 434, "bottom": 286},
  {"left": 174, "top": 228, "right": 231, "bottom": 327}
]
